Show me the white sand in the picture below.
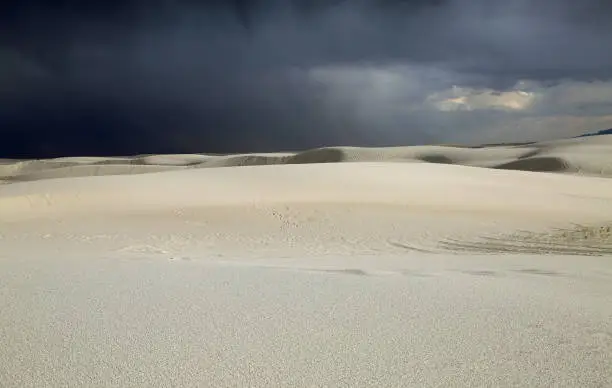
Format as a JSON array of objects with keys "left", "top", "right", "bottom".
[{"left": 1, "top": 136, "right": 612, "bottom": 386}]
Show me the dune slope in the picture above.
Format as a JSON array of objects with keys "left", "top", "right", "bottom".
[{"left": 2, "top": 161, "right": 612, "bottom": 258}]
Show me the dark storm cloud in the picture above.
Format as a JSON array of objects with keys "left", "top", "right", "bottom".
[{"left": 1, "top": 0, "right": 612, "bottom": 157}]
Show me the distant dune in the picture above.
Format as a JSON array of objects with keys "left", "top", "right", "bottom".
[
  {"left": 576, "top": 128, "right": 612, "bottom": 137},
  {"left": 2, "top": 134, "right": 612, "bottom": 183}
]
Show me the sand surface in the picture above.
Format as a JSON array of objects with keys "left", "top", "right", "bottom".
[
  {"left": 1, "top": 136, "right": 612, "bottom": 386},
  {"left": 2, "top": 134, "right": 612, "bottom": 183}
]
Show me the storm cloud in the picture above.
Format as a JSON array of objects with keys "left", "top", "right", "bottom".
[{"left": 2, "top": 0, "right": 612, "bottom": 157}]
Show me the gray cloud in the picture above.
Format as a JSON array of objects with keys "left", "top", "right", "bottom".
[{"left": 1, "top": 0, "right": 612, "bottom": 157}]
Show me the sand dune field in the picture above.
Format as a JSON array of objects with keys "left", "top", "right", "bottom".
[{"left": 1, "top": 135, "right": 611, "bottom": 386}]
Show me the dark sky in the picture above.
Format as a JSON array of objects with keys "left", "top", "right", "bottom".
[{"left": 2, "top": 0, "right": 612, "bottom": 157}]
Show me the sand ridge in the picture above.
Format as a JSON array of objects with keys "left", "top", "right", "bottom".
[{"left": 1, "top": 134, "right": 612, "bottom": 182}]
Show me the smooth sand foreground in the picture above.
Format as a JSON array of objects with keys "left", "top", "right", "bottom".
[
  {"left": 1, "top": 254, "right": 611, "bottom": 387},
  {"left": 1, "top": 136, "right": 612, "bottom": 386}
]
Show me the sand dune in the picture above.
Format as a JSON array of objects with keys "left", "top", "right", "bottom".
[
  {"left": 2, "top": 134, "right": 612, "bottom": 256},
  {"left": 2, "top": 135, "right": 612, "bottom": 386},
  {"left": 6, "top": 164, "right": 185, "bottom": 182},
  {"left": 2, "top": 134, "right": 611, "bottom": 182},
  {"left": 3, "top": 161, "right": 612, "bottom": 257}
]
